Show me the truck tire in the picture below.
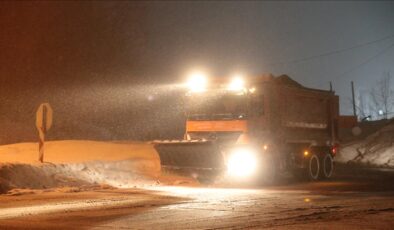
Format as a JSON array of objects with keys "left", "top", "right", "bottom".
[
  {"left": 308, "top": 154, "right": 320, "bottom": 180},
  {"left": 321, "top": 153, "right": 334, "bottom": 179}
]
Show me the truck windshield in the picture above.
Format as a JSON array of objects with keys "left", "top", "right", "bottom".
[{"left": 185, "top": 92, "right": 247, "bottom": 120}]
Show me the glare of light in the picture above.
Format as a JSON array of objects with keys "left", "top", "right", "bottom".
[
  {"left": 228, "top": 76, "right": 245, "bottom": 91},
  {"left": 148, "top": 186, "right": 259, "bottom": 197},
  {"left": 187, "top": 71, "right": 207, "bottom": 92},
  {"left": 304, "top": 151, "right": 309, "bottom": 157},
  {"left": 249, "top": 87, "right": 256, "bottom": 93},
  {"left": 378, "top": 109, "right": 384, "bottom": 115},
  {"left": 263, "top": 145, "right": 268, "bottom": 150},
  {"left": 227, "top": 148, "right": 257, "bottom": 178},
  {"left": 304, "top": 198, "right": 311, "bottom": 202}
]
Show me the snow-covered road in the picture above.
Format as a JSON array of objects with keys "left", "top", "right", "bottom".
[{"left": 0, "top": 166, "right": 393, "bottom": 229}]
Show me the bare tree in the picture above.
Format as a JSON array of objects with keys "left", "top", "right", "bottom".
[{"left": 370, "top": 72, "right": 394, "bottom": 119}]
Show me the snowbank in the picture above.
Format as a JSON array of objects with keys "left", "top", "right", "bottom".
[
  {"left": 0, "top": 163, "right": 91, "bottom": 194},
  {"left": 0, "top": 140, "right": 159, "bottom": 164},
  {"left": 0, "top": 140, "right": 163, "bottom": 194},
  {"left": 337, "top": 123, "right": 394, "bottom": 168}
]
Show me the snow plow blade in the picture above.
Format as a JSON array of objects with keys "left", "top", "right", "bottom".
[{"left": 152, "top": 140, "right": 225, "bottom": 170}]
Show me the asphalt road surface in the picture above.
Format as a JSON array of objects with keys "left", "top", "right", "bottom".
[{"left": 0, "top": 164, "right": 393, "bottom": 229}]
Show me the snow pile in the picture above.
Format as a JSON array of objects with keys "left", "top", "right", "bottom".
[
  {"left": 337, "top": 122, "right": 394, "bottom": 168},
  {"left": 0, "top": 163, "right": 91, "bottom": 194},
  {"left": 0, "top": 140, "right": 160, "bottom": 166},
  {"left": 61, "top": 159, "right": 161, "bottom": 188},
  {"left": 0, "top": 140, "right": 163, "bottom": 194}
]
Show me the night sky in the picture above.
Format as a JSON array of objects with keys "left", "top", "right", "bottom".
[{"left": 0, "top": 1, "right": 393, "bottom": 143}]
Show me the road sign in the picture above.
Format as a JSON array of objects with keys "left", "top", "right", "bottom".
[
  {"left": 36, "top": 103, "right": 53, "bottom": 132},
  {"left": 36, "top": 103, "right": 53, "bottom": 163}
]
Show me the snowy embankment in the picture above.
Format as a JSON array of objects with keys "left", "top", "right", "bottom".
[
  {"left": 336, "top": 123, "right": 394, "bottom": 168},
  {"left": 0, "top": 140, "right": 164, "bottom": 194}
]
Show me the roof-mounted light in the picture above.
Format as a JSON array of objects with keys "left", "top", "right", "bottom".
[
  {"left": 187, "top": 71, "right": 207, "bottom": 92},
  {"left": 227, "top": 76, "right": 245, "bottom": 91}
]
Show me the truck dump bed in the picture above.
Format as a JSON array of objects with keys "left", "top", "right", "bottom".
[{"left": 264, "top": 75, "right": 339, "bottom": 146}]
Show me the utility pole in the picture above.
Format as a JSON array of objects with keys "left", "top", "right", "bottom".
[
  {"left": 329, "top": 81, "right": 333, "bottom": 92},
  {"left": 351, "top": 81, "right": 357, "bottom": 117}
]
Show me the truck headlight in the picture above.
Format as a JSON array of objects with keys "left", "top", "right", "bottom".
[
  {"left": 227, "top": 148, "right": 257, "bottom": 178},
  {"left": 187, "top": 72, "right": 207, "bottom": 92}
]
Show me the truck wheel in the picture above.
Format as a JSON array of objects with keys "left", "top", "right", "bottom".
[
  {"left": 308, "top": 154, "right": 320, "bottom": 180},
  {"left": 321, "top": 153, "right": 334, "bottom": 179}
]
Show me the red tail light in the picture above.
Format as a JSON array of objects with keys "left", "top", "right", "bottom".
[{"left": 331, "top": 145, "right": 339, "bottom": 156}]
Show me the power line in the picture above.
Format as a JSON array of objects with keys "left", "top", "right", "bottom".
[
  {"left": 335, "top": 41, "right": 394, "bottom": 79},
  {"left": 267, "top": 33, "right": 394, "bottom": 66}
]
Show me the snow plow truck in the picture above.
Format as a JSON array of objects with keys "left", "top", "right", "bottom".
[{"left": 153, "top": 73, "right": 339, "bottom": 182}]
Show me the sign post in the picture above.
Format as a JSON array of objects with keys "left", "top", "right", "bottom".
[{"left": 36, "top": 103, "right": 53, "bottom": 163}]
